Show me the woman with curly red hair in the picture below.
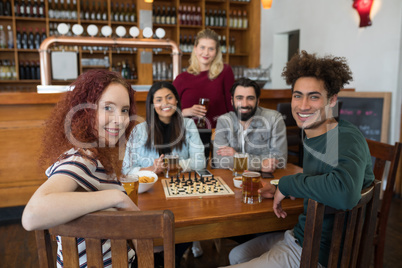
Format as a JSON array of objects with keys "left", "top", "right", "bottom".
[{"left": 22, "top": 70, "right": 138, "bottom": 267}]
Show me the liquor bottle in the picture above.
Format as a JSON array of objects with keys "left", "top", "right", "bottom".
[
  {"left": 90, "top": 1, "right": 96, "bottom": 20},
  {"left": 21, "top": 27, "right": 28, "bottom": 49},
  {"left": 237, "top": 10, "right": 243, "bottom": 28},
  {"left": 233, "top": 10, "right": 238, "bottom": 28},
  {"left": 112, "top": 3, "right": 118, "bottom": 21},
  {"left": 71, "top": 0, "right": 77, "bottom": 20},
  {"left": 0, "top": 0, "right": 4, "bottom": 16},
  {"left": 41, "top": 28, "right": 46, "bottom": 43},
  {"left": 230, "top": 37, "right": 236, "bottom": 54},
  {"left": 152, "top": 5, "right": 155, "bottom": 23},
  {"left": 32, "top": 0, "right": 38, "bottom": 17},
  {"left": 0, "top": 25, "right": 6, "bottom": 48},
  {"left": 84, "top": 0, "right": 90, "bottom": 20},
  {"left": 30, "top": 61, "right": 36, "bottom": 79},
  {"left": 171, "top": 6, "right": 176, "bottom": 24},
  {"left": 14, "top": 0, "right": 19, "bottom": 16},
  {"left": 102, "top": 1, "right": 107, "bottom": 21},
  {"left": 26, "top": 0, "right": 32, "bottom": 17},
  {"left": 24, "top": 61, "right": 31, "bottom": 79},
  {"left": 7, "top": 25, "right": 13, "bottom": 48},
  {"left": 34, "top": 27, "right": 40, "bottom": 49},
  {"left": 96, "top": 1, "right": 102, "bottom": 20},
  {"left": 39, "top": 0, "right": 45, "bottom": 18},
  {"left": 222, "top": 10, "right": 227, "bottom": 27},
  {"left": 124, "top": 3, "right": 129, "bottom": 22},
  {"left": 19, "top": 61, "right": 25, "bottom": 79},
  {"left": 221, "top": 35, "right": 227, "bottom": 54},
  {"left": 119, "top": 3, "right": 124, "bottom": 22},
  {"left": 53, "top": 0, "right": 59, "bottom": 19},
  {"left": 161, "top": 6, "right": 166, "bottom": 24},
  {"left": 129, "top": 3, "right": 135, "bottom": 23},
  {"left": 155, "top": 6, "right": 161, "bottom": 24},
  {"left": 11, "top": 60, "right": 17, "bottom": 80},
  {"left": 4, "top": 0, "right": 11, "bottom": 16},
  {"left": 196, "top": 6, "right": 201, "bottom": 26},
  {"left": 19, "top": 0, "right": 25, "bottom": 17},
  {"left": 166, "top": 6, "right": 171, "bottom": 24},
  {"left": 177, "top": 5, "right": 182, "bottom": 24},
  {"left": 28, "top": 27, "right": 34, "bottom": 49},
  {"left": 181, "top": 5, "right": 186, "bottom": 25},
  {"left": 48, "top": 0, "right": 54, "bottom": 18},
  {"left": 36, "top": 60, "right": 40, "bottom": 80},
  {"left": 16, "top": 27, "right": 21, "bottom": 49},
  {"left": 242, "top": 11, "right": 248, "bottom": 29}
]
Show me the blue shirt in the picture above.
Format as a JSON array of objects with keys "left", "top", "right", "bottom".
[{"left": 122, "top": 118, "right": 206, "bottom": 174}]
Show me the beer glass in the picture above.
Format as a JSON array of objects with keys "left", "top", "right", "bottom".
[
  {"left": 163, "top": 154, "right": 181, "bottom": 178},
  {"left": 120, "top": 174, "right": 139, "bottom": 205},
  {"left": 196, "top": 98, "right": 210, "bottom": 128},
  {"left": 242, "top": 171, "right": 262, "bottom": 204},
  {"left": 233, "top": 153, "right": 248, "bottom": 176}
]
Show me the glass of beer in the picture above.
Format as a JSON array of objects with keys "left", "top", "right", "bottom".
[
  {"left": 163, "top": 154, "right": 181, "bottom": 178},
  {"left": 196, "top": 98, "right": 210, "bottom": 128},
  {"left": 233, "top": 153, "right": 248, "bottom": 176},
  {"left": 120, "top": 174, "right": 139, "bottom": 205},
  {"left": 242, "top": 171, "right": 262, "bottom": 204}
]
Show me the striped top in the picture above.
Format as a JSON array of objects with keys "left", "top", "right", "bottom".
[{"left": 46, "top": 148, "right": 135, "bottom": 268}]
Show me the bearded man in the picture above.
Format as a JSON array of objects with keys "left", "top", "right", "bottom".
[{"left": 212, "top": 78, "right": 287, "bottom": 173}]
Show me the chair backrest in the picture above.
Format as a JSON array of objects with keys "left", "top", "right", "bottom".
[
  {"left": 300, "top": 180, "right": 381, "bottom": 268},
  {"left": 276, "top": 102, "right": 297, "bottom": 127},
  {"left": 365, "top": 139, "right": 402, "bottom": 268},
  {"left": 35, "top": 210, "right": 175, "bottom": 268}
]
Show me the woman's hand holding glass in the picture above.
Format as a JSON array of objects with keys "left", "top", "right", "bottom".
[{"left": 182, "top": 104, "right": 207, "bottom": 118}]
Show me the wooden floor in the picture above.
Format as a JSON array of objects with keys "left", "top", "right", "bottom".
[{"left": 1, "top": 198, "right": 401, "bottom": 268}]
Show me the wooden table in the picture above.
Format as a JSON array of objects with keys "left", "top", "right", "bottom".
[{"left": 138, "top": 164, "right": 304, "bottom": 244}]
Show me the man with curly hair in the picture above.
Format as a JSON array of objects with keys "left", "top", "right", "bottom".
[{"left": 224, "top": 51, "right": 375, "bottom": 267}]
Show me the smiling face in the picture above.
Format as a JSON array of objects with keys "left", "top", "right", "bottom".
[
  {"left": 291, "top": 77, "right": 338, "bottom": 138},
  {"left": 153, "top": 87, "right": 178, "bottom": 124},
  {"left": 96, "top": 83, "right": 130, "bottom": 146},
  {"left": 232, "top": 86, "right": 259, "bottom": 122},
  {"left": 194, "top": 38, "right": 217, "bottom": 71}
]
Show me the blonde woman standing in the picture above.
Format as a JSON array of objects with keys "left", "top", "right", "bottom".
[{"left": 173, "top": 28, "right": 235, "bottom": 129}]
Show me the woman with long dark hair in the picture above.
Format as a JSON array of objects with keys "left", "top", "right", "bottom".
[{"left": 123, "top": 81, "right": 205, "bottom": 175}]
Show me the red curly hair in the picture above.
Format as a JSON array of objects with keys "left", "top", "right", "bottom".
[{"left": 40, "top": 70, "right": 136, "bottom": 177}]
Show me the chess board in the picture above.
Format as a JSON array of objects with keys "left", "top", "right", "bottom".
[{"left": 161, "top": 174, "right": 235, "bottom": 199}]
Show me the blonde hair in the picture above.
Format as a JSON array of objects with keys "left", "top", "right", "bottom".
[{"left": 187, "top": 28, "right": 224, "bottom": 80}]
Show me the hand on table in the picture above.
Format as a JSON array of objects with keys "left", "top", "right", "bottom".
[
  {"left": 182, "top": 105, "right": 207, "bottom": 118},
  {"left": 141, "top": 155, "right": 165, "bottom": 174},
  {"left": 217, "top": 146, "right": 236, "bottom": 156},
  {"left": 258, "top": 181, "right": 276, "bottom": 199}
]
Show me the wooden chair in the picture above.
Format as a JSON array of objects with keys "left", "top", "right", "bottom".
[
  {"left": 35, "top": 210, "right": 175, "bottom": 268},
  {"left": 366, "top": 139, "right": 402, "bottom": 268},
  {"left": 300, "top": 180, "right": 381, "bottom": 268}
]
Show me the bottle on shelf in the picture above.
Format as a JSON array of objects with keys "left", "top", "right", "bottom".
[
  {"left": 0, "top": 0, "right": 4, "bottom": 15},
  {"left": 40, "top": 28, "right": 46, "bottom": 43},
  {"left": 54, "top": 0, "right": 60, "bottom": 19},
  {"left": 7, "top": 25, "right": 13, "bottom": 48},
  {"left": 48, "top": 0, "right": 54, "bottom": 19},
  {"left": 243, "top": 10, "right": 248, "bottom": 29},
  {"left": 124, "top": 3, "right": 130, "bottom": 22},
  {"left": 14, "top": 0, "right": 20, "bottom": 16},
  {"left": 21, "top": 28, "right": 28, "bottom": 49},
  {"left": 129, "top": 3, "right": 135, "bottom": 23},
  {"left": 0, "top": 25, "right": 6, "bottom": 49},
  {"left": 155, "top": 6, "right": 161, "bottom": 24},
  {"left": 96, "top": 1, "right": 102, "bottom": 21},
  {"left": 4, "top": 0, "right": 11, "bottom": 16},
  {"left": 112, "top": 3, "right": 119, "bottom": 22},
  {"left": 171, "top": 6, "right": 176, "bottom": 24},
  {"left": 84, "top": 0, "right": 90, "bottom": 20},
  {"left": 90, "top": 0, "right": 96, "bottom": 20},
  {"left": 19, "top": 0, "right": 25, "bottom": 17},
  {"left": 102, "top": 1, "right": 107, "bottom": 21},
  {"left": 70, "top": 0, "right": 77, "bottom": 20},
  {"left": 160, "top": 6, "right": 166, "bottom": 25},
  {"left": 221, "top": 35, "right": 227, "bottom": 54},
  {"left": 118, "top": 3, "right": 124, "bottom": 22},
  {"left": 24, "top": 60, "right": 31, "bottom": 79},
  {"left": 16, "top": 27, "right": 21, "bottom": 49},
  {"left": 237, "top": 10, "right": 243, "bottom": 28},
  {"left": 19, "top": 61, "right": 25, "bottom": 79},
  {"left": 39, "top": 0, "right": 45, "bottom": 18},
  {"left": 32, "top": 0, "right": 38, "bottom": 17},
  {"left": 34, "top": 27, "right": 40, "bottom": 49},
  {"left": 229, "top": 37, "right": 236, "bottom": 54},
  {"left": 28, "top": 27, "right": 34, "bottom": 49}
]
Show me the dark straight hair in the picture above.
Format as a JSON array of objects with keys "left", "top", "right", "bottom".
[{"left": 145, "top": 81, "right": 186, "bottom": 154}]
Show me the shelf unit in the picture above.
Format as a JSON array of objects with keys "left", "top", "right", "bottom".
[{"left": 0, "top": 0, "right": 260, "bottom": 92}]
